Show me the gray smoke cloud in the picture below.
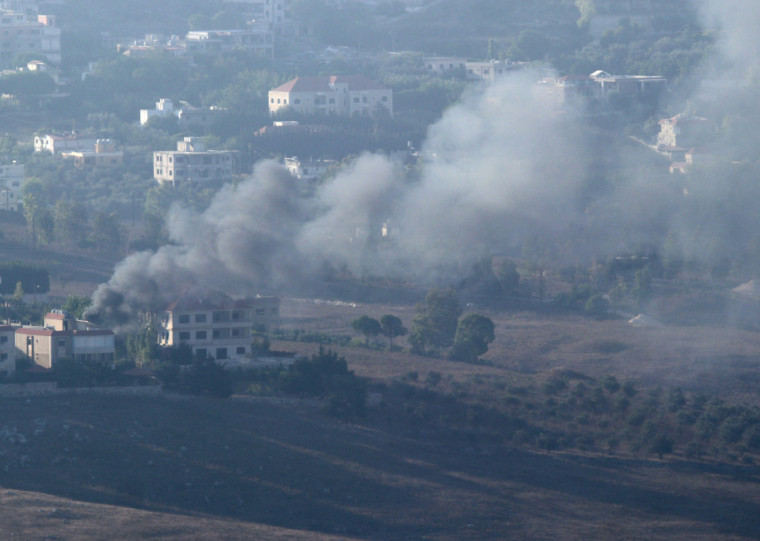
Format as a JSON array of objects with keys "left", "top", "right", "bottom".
[{"left": 89, "top": 0, "right": 760, "bottom": 329}]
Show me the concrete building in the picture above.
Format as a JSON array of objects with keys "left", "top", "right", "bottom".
[
  {"left": 0, "top": 324, "right": 16, "bottom": 376},
  {"left": 15, "top": 311, "right": 115, "bottom": 369},
  {"left": 268, "top": 75, "right": 393, "bottom": 118},
  {"left": 284, "top": 156, "right": 334, "bottom": 182},
  {"left": 62, "top": 139, "right": 123, "bottom": 169},
  {"left": 157, "top": 288, "right": 280, "bottom": 362},
  {"left": 0, "top": 10, "right": 60, "bottom": 69},
  {"left": 140, "top": 98, "right": 228, "bottom": 128},
  {"left": 184, "top": 24, "right": 274, "bottom": 57},
  {"left": 34, "top": 133, "right": 97, "bottom": 154},
  {"left": 465, "top": 60, "right": 522, "bottom": 82},
  {"left": 423, "top": 56, "right": 466, "bottom": 74},
  {"left": 0, "top": 162, "right": 23, "bottom": 211},
  {"left": 657, "top": 114, "right": 711, "bottom": 150},
  {"left": 153, "top": 137, "right": 238, "bottom": 187}
]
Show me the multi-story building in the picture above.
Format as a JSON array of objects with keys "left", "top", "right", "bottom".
[
  {"left": 34, "top": 133, "right": 97, "bottom": 154},
  {"left": 153, "top": 137, "right": 238, "bottom": 187},
  {"left": 0, "top": 162, "right": 23, "bottom": 211},
  {"left": 268, "top": 75, "right": 393, "bottom": 118},
  {"left": 657, "top": 114, "right": 712, "bottom": 150},
  {"left": 157, "top": 288, "right": 280, "bottom": 362},
  {"left": 15, "top": 311, "right": 115, "bottom": 369},
  {"left": 0, "top": 324, "right": 16, "bottom": 376},
  {"left": 62, "top": 139, "right": 124, "bottom": 169},
  {"left": 423, "top": 56, "right": 466, "bottom": 74},
  {"left": 0, "top": 10, "right": 61, "bottom": 69}
]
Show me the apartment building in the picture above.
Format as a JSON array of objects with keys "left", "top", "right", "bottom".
[
  {"left": 153, "top": 137, "right": 237, "bottom": 187},
  {"left": 158, "top": 288, "right": 280, "bottom": 362}
]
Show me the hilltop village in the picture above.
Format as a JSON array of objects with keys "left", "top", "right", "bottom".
[{"left": 2, "top": 1, "right": 760, "bottom": 539}]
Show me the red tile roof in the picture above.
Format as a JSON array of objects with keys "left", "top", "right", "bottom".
[{"left": 271, "top": 75, "right": 388, "bottom": 93}]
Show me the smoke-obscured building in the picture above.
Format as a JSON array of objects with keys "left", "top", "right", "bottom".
[
  {"left": 153, "top": 137, "right": 238, "bottom": 187},
  {"left": 157, "top": 288, "right": 280, "bottom": 362},
  {"left": 268, "top": 75, "right": 393, "bottom": 118},
  {"left": 0, "top": 10, "right": 60, "bottom": 69},
  {"left": 0, "top": 162, "right": 23, "bottom": 211}
]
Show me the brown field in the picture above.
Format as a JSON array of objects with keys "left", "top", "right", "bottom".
[{"left": 1, "top": 296, "right": 759, "bottom": 539}]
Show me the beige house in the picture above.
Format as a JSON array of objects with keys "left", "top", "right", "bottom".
[
  {"left": 268, "top": 75, "right": 393, "bottom": 118},
  {"left": 158, "top": 288, "right": 280, "bottom": 362},
  {"left": 153, "top": 137, "right": 237, "bottom": 187},
  {"left": 15, "top": 311, "right": 115, "bottom": 369}
]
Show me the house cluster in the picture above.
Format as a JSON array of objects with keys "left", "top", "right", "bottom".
[
  {"left": 0, "top": 310, "right": 116, "bottom": 376},
  {"left": 536, "top": 69, "right": 667, "bottom": 108},
  {"left": 268, "top": 75, "right": 393, "bottom": 118},
  {"left": 33, "top": 133, "right": 124, "bottom": 169},
  {"left": 423, "top": 56, "right": 524, "bottom": 82},
  {"left": 0, "top": 5, "right": 60, "bottom": 70},
  {"left": 0, "top": 288, "right": 281, "bottom": 376},
  {"left": 122, "top": 0, "right": 286, "bottom": 60}
]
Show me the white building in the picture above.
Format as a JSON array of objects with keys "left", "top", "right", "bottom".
[
  {"left": 153, "top": 137, "right": 237, "bottom": 187},
  {"left": 0, "top": 162, "right": 23, "bottom": 211},
  {"left": 222, "top": 0, "right": 286, "bottom": 25},
  {"left": 158, "top": 288, "right": 280, "bottom": 362},
  {"left": 34, "top": 133, "right": 97, "bottom": 154},
  {"left": 284, "top": 156, "right": 333, "bottom": 182},
  {"left": 268, "top": 75, "right": 393, "bottom": 118},
  {"left": 0, "top": 10, "right": 61, "bottom": 69},
  {"left": 140, "top": 98, "right": 178, "bottom": 126}
]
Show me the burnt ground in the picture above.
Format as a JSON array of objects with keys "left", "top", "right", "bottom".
[{"left": 0, "top": 393, "right": 759, "bottom": 541}]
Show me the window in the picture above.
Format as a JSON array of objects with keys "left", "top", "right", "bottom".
[
  {"left": 294, "top": 98, "right": 301, "bottom": 104},
  {"left": 179, "top": 331, "right": 190, "bottom": 341},
  {"left": 353, "top": 97, "right": 359, "bottom": 103},
  {"left": 57, "top": 340, "right": 66, "bottom": 347},
  {"left": 381, "top": 96, "right": 388, "bottom": 102},
  {"left": 178, "top": 314, "right": 190, "bottom": 324},
  {"left": 216, "top": 347, "right": 227, "bottom": 360},
  {"left": 236, "top": 346, "right": 245, "bottom": 355},
  {"left": 0, "top": 336, "right": 6, "bottom": 343},
  {"left": 195, "top": 314, "right": 207, "bottom": 323},
  {"left": 362, "top": 96, "right": 368, "bottom": 103},
  {"left": 0, "top": 353, "right": 6, "bottom": 361},
  {"left": 195, "top": 331, "right": 207, "bottom": 340}
]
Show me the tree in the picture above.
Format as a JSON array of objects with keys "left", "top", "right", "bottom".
[
  {"left": 450, "top": 314, "right": 495, "bottom": 363},
  {"left": 380, "top": 314, "right": 407, "bottom": 350},
  {"left": 54, "top": 198, "right": 89, "bottom": 246},
  {"left": 351, "top": 315, "right": 381, "bottom": 345},
  {"left": 89, "top": 211, "right": 122, "bottom": 253},
  {"left": 408, "top": 288, "right": 462, "bottom": 355},
  {"left": 62, "top": 295, "right": 92, "bottom": 320}
]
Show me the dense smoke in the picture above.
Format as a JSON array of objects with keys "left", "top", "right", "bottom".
[{"left": 89, "top": 0, "right": 760, "bottom": 329}]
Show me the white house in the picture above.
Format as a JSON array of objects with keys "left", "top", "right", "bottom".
[{"left": 34, "top": 133, "right": 97, "bottom": 154}]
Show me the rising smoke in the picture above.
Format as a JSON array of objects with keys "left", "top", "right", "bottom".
[{"left": 89, "top": 0, "right": 760, "bottom": 329}]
